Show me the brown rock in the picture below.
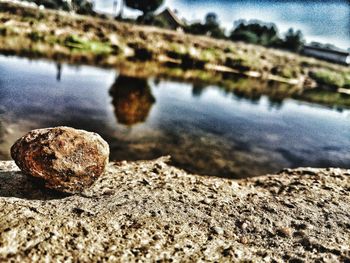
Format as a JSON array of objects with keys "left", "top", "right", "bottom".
[{"left": 11, "top": 127, "right": 109, "bottom": 193}]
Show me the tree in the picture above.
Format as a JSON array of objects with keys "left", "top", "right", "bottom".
[
  {"left": 205, "top": 12, "right": 219, "bottom": 27},
  {"left": 282, "top": 28, "right": 304, "bottom": 52},
  {"left": 124, "top": 0, "right": 164, "bottom": 16},
  {"left": 229, "top": 20, "right": 281, "bottom": 47},
  {"left": 204, "top": 12, "right": 225, "bottom": 38},
  {"left": 185, "top": 12, "right": 225, "bottom": 39}
]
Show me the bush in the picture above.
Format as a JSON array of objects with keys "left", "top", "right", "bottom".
[{"left": 311, "top": 70, "right": 345, "bottom": 88}]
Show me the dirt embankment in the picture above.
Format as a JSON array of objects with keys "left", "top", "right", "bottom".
[
  {"left": 0, "top": 0, "right": 349, "bottom": 91},
  {"left": 0, "top": 158, "right": 349, "bottom": 262}
]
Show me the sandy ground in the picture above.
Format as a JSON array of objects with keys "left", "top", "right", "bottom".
[{"left": 0, "top": 157, "right": 349, "bottom": 262}]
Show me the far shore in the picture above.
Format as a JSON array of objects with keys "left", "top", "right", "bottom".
[{"left": 0, "top": 0, "right": 350, "bottom": 108}]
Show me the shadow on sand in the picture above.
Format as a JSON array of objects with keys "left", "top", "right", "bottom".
[{"left": 0, "top": 164, "right": 71, "bottom": 200}]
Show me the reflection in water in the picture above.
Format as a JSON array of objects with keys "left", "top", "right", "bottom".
[
  {"left": 192, "top": 83, "right": 207, "bottom": 98},
  {"left": 56, "top": 63, "right": 62, "bottom": 81},
  {"left": 109, "top": 75, "right": 155, "bottom": 125}
]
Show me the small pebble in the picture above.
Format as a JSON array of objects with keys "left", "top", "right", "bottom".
[
  {"left": 240, "top": 236, "right": 249, "bottom": 244},
  {"left": 212, "top": 226, "right": 224, "bottom": 235},
  {"left": 201, "top": 198, "right": 212, "bottom": 205},
  {"left": 242, "top": 222, "right": 249, "bottom": 230}
]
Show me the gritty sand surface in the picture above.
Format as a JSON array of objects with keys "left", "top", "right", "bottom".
[{"left": 0, "top": 157, "right": 349, "bottom": 262}]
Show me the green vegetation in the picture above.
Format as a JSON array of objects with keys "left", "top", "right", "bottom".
[
  {"left": 184, "top": 17, "right": 304, "bottom": 53},
  {"left": 281, "top": 28, "right": 304, "bottom": 52},
  {"left": 200, "top": 48, "right": 221, "bottom": 62},
  {"left": 344, "top": 74, "right": 350, "bottom": 89},
  {"left": 296, "top": 89, "right": 350, "bottom": 108},
  {"left": 64, "top": 35, "right": 112, "bottom": 54},
  {"left": 230, "top": 20, "right": 281, "bottom": 47},
  {"left": 229, "top": 20, "right": 304, "bottom": 52},
  {"left": 311, "top": 70, "right": 349, "bottom": 88}
]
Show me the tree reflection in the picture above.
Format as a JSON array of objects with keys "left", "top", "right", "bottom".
[
  {"left": 109, "top": 75, "right": 156, "bottom": 125},
  {"left": 192, "top": 83, "right": 207, "bottom": 97}
]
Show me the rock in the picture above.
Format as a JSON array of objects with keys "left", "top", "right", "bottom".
[
  {"left": 0, "top": 159, "right": 350, "bottom": 262},
  {"left": 10, "top": 127, "right": 109, "bottom": 193}
]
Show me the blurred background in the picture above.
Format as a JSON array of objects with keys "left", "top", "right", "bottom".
[
  {"left": 0, "top": 0, "right": 349, "bottom": 178},
  {"left": 95, "top": 0, "right": 350, "bottom": 50}
]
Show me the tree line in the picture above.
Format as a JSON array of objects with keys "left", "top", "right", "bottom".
[
  {"left": 185, "top": 14, "right": 304, "bottom": 52},
  {"left": 117, "top": 0, "right": 304, "bottom": 53}
]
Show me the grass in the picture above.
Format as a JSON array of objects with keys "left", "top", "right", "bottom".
[
  {"left": 225, "top": 54, "right": 258, "bottom": 71},
  {"left": 280, "top": 66, "right": 300, "bottom": 79},
  {"left": 200, "top": 48, "right": 224, "bottom": 63},
  {"left": 343, "top": 73, "right": 350, "bottom": 89},
  {"left": 64, "top": 35, "right": 112, "bottom": 54},
  {"left": 169, "top": 43, "right": 187, "bottom": 55},
  {"left": 311, "top": 69, "right": 349, "bottom": 88}
]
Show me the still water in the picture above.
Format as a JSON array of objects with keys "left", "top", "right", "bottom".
[
  {"left": 1, "top": 55, "right": 350, "bottom": 177},
  {"left": 95, "top": 0, "right": 350, "bottom": 49}
]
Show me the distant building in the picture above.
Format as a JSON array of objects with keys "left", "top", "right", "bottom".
[
  {"left": 154, "top": 8, "right": 185, "bottom": 32},
  {"left": 302, "top": 45, "right": 350, "bottom": 65}
]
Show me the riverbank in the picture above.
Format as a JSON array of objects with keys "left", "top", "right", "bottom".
[{"left": 0, "top": 158, "right": 349, "bottom": 262}]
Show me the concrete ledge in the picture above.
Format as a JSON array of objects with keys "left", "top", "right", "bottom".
[{"left": 0, "top": 158, "right": 349, "bottom": 262}]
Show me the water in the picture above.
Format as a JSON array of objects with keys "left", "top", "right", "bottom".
[
  {"left": 1, "top": 55, "right": 350, "bottom": 177},
  {"left": 94, "top": 0, "right": 350, "bottom": 50}
]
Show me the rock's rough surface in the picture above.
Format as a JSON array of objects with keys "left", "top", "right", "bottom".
[
  {"left": 10, "top": 127, "right": 109, "bottom": 193},
  {"left": 0, "top": 158, "right": 349, "bottom": 262}
]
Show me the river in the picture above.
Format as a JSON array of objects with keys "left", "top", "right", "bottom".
[{"left": 1, "top": 55, "right": 350, "bottom": 177}]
